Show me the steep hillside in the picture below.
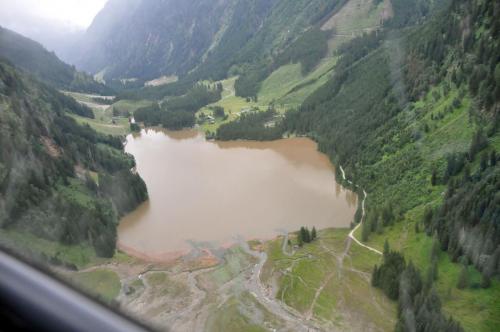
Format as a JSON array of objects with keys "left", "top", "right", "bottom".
[
  {"left": 74, "top": 0, "right": 234, "bottom": 80},
  {"left": 0, "top": 60, "right": 147, "bottom": 265},
  {"left": 249, "top": 0, "right": 393, "bottom": 108},
  {"left": 0, "top": 26, "right": 111, "bottom": 94},
  {"left": 71, "top": 0, "right": 348, "bottom": 84},
  {"left": 109, "top": 0, "right": 389, "bottom": 106},
  {"left": 187, "top": 0, "right": 500, "bottom": 329},
  {"left": 281, "top": 0, "right": 500, "bottom": 329}
]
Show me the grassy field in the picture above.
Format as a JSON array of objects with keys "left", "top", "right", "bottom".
[
  {"left": 63, "top": 91, "right": 114, "bottom": 102},
  {"left": 70, "top": 114, "right": 130, "bottom": 136},
  {"left": 69, "top": 269, "right": 121, "bottom": 302},
  {"left": 262, "top": 229, "right": 396, "bottom": 330},
  {"left": 67, "top": 92, "right": 152, "bottom": 136},
  {"left": 252, "top": 0, "right": 390, "bottom": 111},
  {"left": 259, "top": 57, "right": 338, "bottom": 108},
  {"left": 112, "top": 99, "right": 153, "bottom": 114},
  {"left": 197, "top": 77, "right": 267, "bottom": 133},
  {"left": 197, "top": 57, "right": 338, "bottom": 134},
  {"left": 322, "top": 0, "right": 390, "bottom": 52},
  {"left": 0, "top": 227, "right": 136, "bottom": 270},
  {"left": 0, "top": 228, "right": 102, "bottom": 268},
  {"left": 322, "top": 0, "right": 387, "bottom": 34}
]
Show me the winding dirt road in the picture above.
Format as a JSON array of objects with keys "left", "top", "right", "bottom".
[{"left": 339, "top": 166, "right": 382, "bottom": 256}]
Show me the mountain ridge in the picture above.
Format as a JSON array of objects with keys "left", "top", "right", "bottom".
[
  {"left": 70, "top": 0, "right": 348, "bottom": 83},
  {"left": 0, "top": 26, "right": 112, "bottom": 94}
]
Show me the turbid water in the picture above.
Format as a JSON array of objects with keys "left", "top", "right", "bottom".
[{"left": 118, "top": 129, "right": 357, "bottom": 260}]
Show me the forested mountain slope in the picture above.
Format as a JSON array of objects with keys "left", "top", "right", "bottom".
[
  {"left": 0, "top": 26, "right": 112, "bottom": 94},
  {"left": 70, "top": 0, "right": 347, "bottom": 83},
  {"left": 0, "top": 60, "right": 147, "bottom": 264},
  {"left": 73, "top": 0, "right": 234, "bottom": 80},
  {"left": 281, "top": 0, "right": 500, "bottom": 329}
]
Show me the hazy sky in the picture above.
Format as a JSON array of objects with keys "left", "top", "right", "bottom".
[{"left": 0, "top": 0, "right": 108, "bottom": 28}]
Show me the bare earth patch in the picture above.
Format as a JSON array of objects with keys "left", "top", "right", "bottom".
[{"left": 60, "top": 228, "right": 395, "bottom": 331}]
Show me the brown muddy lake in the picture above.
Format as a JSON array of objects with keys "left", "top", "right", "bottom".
[{"left": 118, "top": 129, "right": 357, "bottom": 260}]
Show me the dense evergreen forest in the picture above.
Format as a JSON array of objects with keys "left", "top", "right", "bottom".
[
  {"left": 280, "top": 0, "right": 500, "bottom": 330},
  {"left": 427, "top": 161, "right": 500, "bottom": 278},
  {"left": 216, "top": 109, "right": 283, "bottom": 141},
  {"left": 373, "top": 243, "right": 464, "bottom": 331},
  {"left": 234, "top": 27, "right": 331, "bottom": 100},
  {"left": 0, "top": 60, "right": 147, "bottom": 261},
  {"left": 134, "top": 84, "right": 222, "bottom": 130}
]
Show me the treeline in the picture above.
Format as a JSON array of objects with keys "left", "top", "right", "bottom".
[
  {"left": 133, "top": 103, "right": 161, "bottom": 126},
  {"left": 92, "top": 97, "right": 115, "bottom": 105},
  {"left": 274, "top": 27, "right": 330, "bottom": 75},
  {"left": 234, "top": 63, "right": 269, "bottom": 101},
  {"left": 361, "top": 203, "right": 397, "bottom": 241},
  {"left": 425, "top": 154, "right": 500, "bottom": 280},
  {"left": 165, "top": 83, "right": 222, "bottom": 112},
  {"left": 283, "top": 30, "right": 392, "bottom": 169},
  {"left": 99, "top": 170, "right": 148, "bottom": 216},
  {"left": 116, "top": 77, "right": 195, "bottom": 101},
  {"left": 0, "top": 60, "right": 147, "bottom": 259},
  {"left": 373, "top": 242, "right": 463, "bottom": 331},
  {"left": 296, "top": 226, "right": 317, "bottom": 247},
  {"left": 384, "top": 0, "right": 431, "bottom": 28},
  {"left": 53, "top": 89, "right": 94, "bottom": 119},
  {"left": 216, "top": 109, "right": 284, "bottom": 141},
  {"left": 235, "top": 27, "right": 331, "bottom": 99},
  {"left": 134, "top": 84, "right": 222, "bottom": 130},
  {"left": 300, "top": 30, "right": 385, "bottom": 111},
  {"left": 203, "top": 0, "right": 341, "bottom": 98},
  {"left": 135, "top": 103, "right": 197, "bottom": 130}
]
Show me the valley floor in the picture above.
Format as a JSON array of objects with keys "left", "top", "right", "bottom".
[{"left": 62, "top": 227, "right": 395, "bottom": 332}]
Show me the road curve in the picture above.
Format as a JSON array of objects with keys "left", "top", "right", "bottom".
[{"left": 339, "top": 166, "right": 382, "bottom": 256}]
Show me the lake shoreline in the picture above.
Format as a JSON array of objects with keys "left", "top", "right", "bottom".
[{"left": 118, "top": 127, "right": 358, "bottom": 261}]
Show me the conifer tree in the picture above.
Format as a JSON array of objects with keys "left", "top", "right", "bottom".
[
  {"left": 457, "top": 265, "right": 469, "bottom": 289},
  {"left": 384, "top": 240, "right": 390, "bottom": 257},
  {"left": 362, "top": 220, "right": 370, "bottom": 242},
  {"left": 297, "top": 232, "right": 304, "bottom": 247},
  {"left": 480, "top": 152, "right": 489, "bottom": 171},
  {"left": 304, "top": 227, "right": 311, "bottom": 243},
  {"left": 481, "top": 273, "right": 491, "bottom": 289},
  {"left": 431, "top": 168, "right": 438, "bottom": 186}
]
